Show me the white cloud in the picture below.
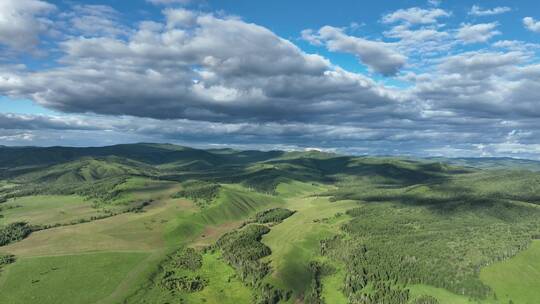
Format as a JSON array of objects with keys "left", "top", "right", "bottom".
[
  {"left": 163, "top": 8, "right": 196, "bottom": 28},
  {"left": 384, "top": 24, "right": 452, "bottom": 58},
  {"left": 523, "top": 17, "right": 540, "bottom": 33},
  {"left": 0, "top": 0, "right": 55, "bottom": 50},
  {"left": 0, "top": 10, "right": 402, "bottom": 125},
  {"left": 411, "top": 50, "right": 540, "bottom": 121},
  {"left": 0, "top": 132, "right": 35, "bottom": 142},
  {"left": 439, "top": 51, "right": 525, "bottom": 74},
  {"left": 484, "top": 142, "right": 540, "bottom": 155},
  {"left": 469, "top": 5, "right": 511, "bottom": 16},
  {"left": 147, "top": 0, "right": 193, "bottom": 5},
  {"left": 301, "top": 29, "right": 322, "bottom": 46},
  {"left": 493, "top": 40, "right": 540, "bottom": 51},
  {"left": 457, "top": 23, "right": 500, "bottom": 44},
  {"left": 382, "top": 7, "right": 450, "bottom": 24},
  {"left": 304, "top": 26, "right": 407, "bottom": 76}
]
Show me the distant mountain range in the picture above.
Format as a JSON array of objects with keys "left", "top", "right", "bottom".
[
  {"left": 425, "top": 157, "right": 540, "bottom": 171},
  {"left": 1, "top": 143, "right": 540, "bottom": 172}
]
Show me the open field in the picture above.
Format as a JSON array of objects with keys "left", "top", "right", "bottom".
[
  {"left": 408, "top": 284, "right": 488, "bottom": 304},
  {"left": 320, "top": 266, "right": 348, "bottom": 304},
  {"left": 0, "top": 195, "right": 100, "bottom": 226},
  {"left": 0, "top": 196, "right": 190, "bottom": 256},
  {"left": 0, "top": 252, "right": 149, "bottom": 304},
  {"left": 480, "top": 240, "right": 540, "bottom": 304}
]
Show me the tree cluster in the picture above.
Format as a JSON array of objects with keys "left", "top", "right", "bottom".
[
  {"left": 159, "top": 247, "right": 208, "bottom": 293},
  {"left": 0, "top": 222, "right": 32, "bottom": 246},
  {"left": 173, "top": 181, "right": 221, "bottom": 208},
  {"left": 216, "top": 224, "right": 290, "bottom": 303},
  {"left": 254, "top": 208, "right": 295, "bottom": 224}
]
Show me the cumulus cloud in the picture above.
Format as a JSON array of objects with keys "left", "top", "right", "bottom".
[
  {"left": 303, "top": 26, "right": 407, "bottom": 76},
  {"left": 163, "top": 8, "right": 197, "bottom": 28},
  {"left": 0, "top": 10, "right": 402, "bottom": 124},
  {"left": 439, "top": 51, "right": 525, "bottom": 75},
  {"left": 382, "top": 7, "right": 450, "bottom": 24},
  {"left": 457, "top": 23, "right": 500, "bottom": 44},
  {"left": 523, "top": 17, "right": 540, "bottom": 33},
  {"left": 0, "top": 0, "right": 55, "bottom": 50},
  {"left": 469, "top": 5, "right": 511, "bottom": 16},
  {"left": 379, "top": 6, "right": 454, "bottom": 63},
  {"left": 411, "top": 51, "right": 540, "bottom": 119}
]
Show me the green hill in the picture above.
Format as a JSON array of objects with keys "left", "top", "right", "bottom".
[
  {"left": 1, "top": 144, "right": 540, "bottom": 304},
  {"left": 14, "top": 157, "right": 155, "bottom": 184}
]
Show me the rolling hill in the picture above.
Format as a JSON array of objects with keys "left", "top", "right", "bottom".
[{"left": 0, "top": 144, "right": 539, "bottom": 304}]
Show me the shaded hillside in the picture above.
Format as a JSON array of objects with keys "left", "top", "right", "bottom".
[
  {"left": 13, "top": 157, "right": 156, "bottom": 184},
  {"left": 0, "top": 144, "right": 222, "bottom": 168},
  {"left": 427, "top": 157, "right": 540, "bottom": 171},
  {"left": 2, "top": 143, "right": 540, "bottom": 206}
]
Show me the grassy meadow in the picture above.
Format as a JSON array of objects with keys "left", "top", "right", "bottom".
[
  {"left": 0, "top": 252, "right": 149, "bottom": 304},
  {"left": 0, "top": 195, "right": 100, "bottom": 226},
  {"left": 480, "top": 241, "right": 540, "bottom": 304}
]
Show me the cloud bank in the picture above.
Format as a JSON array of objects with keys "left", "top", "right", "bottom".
[{"left": 1, "top": 1, "right": 540, "bottom": 159}]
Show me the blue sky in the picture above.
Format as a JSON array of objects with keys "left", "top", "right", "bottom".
[{"left": 1, "top": 0, "right": 540, "bottom": 159}]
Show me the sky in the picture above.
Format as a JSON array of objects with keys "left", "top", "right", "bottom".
[{"left": 1, "top": 0, "right": 540, "bottom": 159}]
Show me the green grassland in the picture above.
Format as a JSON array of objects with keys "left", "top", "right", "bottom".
[
  {"left": 407, "top": 284, "right": 484, "bottom": 304},
  {"left": 1, "top": 144, "right": 540, "bottom": 304},
  {"left": 0, "top": 195, "right": 102, "bottom": 226},
  {"left": 0, "top": 252, "right": 149, "bottom": 304},
  {"left": 480, "top": 240, "right": 540, "bottom": 304}
]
